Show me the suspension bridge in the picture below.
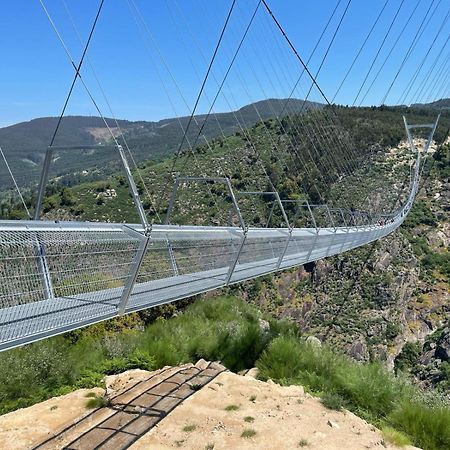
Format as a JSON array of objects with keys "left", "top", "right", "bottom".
[{"left": 0, "top": 0, "right": 447, "bottom": 351}]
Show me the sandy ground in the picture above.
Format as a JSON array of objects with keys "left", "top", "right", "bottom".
[
  {"left": 0, "top": 387, "right": 104, "bottom": 450},
  {"left": 0, "top": 366, "right": 421, "bottom": 450},
  {"left": 129, "top": 371, "right": 420, "bottom": 450}
]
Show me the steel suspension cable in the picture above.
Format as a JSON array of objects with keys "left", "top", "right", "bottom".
[
  {"left": 332, "top": 0, "right": 389, "bottom": 103},
  {"left": 352, "top": 0, "right": 405, "bottom": 106},
  {"left": 39, "top": 0, "right": 104, "bottom": 148},
  {"left": 170, "top": 0, "right": 277, "bottom": 195},
  {"left": 261, "top": 0, "right": 361, "bottom": 180},
  {"left": 179, "top": 1, "right": 261, "bottom": 166},
  {"left": 126, "top": 0, "right": 227, "bottom": 218},
  {"left": 245, "top": 14, "right": 337, "bottom": 198},
  {"left": 381, "top": 0, "right": 438, "bottom": 104},
  {"left": 0, "top": 147, "right": 31, "bottom": 219},
  {"left": 399, "top": 6, "right": 450, "bottom": 105},
  {"left": 419, "top": 46, "right": 450, "bottom": 103},
  {"left": 258, "top": 1, "right": 359, "bottom": 189},
  {"left": 61, "top": 0, "right": 162, "bottom": 223},
  {"left": 295, "top": 0, "right": 361, "bottom": 178},
  {"left": 273, "top": 0, "right": 343, "bottom": 118},
  {"left": 409, "top": 30, "right": 450, "bottom": 104},
  {"left": 202, "top": 2, "right": 316, "bottom": 199},
  {"left": 256, "top": 9, "right": 354, "bottom": 193},
  {"left": 358, "top": 0, "right": 421, "bottom": 106},
  {"left": 171, "top": 0, "right": 237, "bottom": 174},
  {"left": 261, "top": 0, "right": 333, "bottom": 106}
]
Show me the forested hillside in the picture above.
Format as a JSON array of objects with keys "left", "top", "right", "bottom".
[{"left": 0, "top": 98, "right": 315, "bottom": 189}]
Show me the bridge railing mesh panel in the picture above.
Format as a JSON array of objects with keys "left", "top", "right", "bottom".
[
  {"left": 0, "top": 227, "right": 140, "bottom": 348},
  {"left": 0, "top": 231, "right": 46, "bottom": 309}
]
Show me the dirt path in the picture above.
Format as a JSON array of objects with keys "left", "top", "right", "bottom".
[{"left": 32, "top": 361, "right": 225, "bottom": 450}]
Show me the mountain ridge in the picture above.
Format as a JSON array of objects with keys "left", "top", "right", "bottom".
[{"left": 0, "top": 98, "right": 318, "bottom": 188}]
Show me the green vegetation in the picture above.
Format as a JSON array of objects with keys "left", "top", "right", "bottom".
[
  {"left": 182, "top": 424, "right": 197, "bottom": 432},
  {"left": 0, "top": 296, "right": 286, "bottom": 414},
  {"left": 241, "top": 429, "right": 257, "bottom": 438},
  {"left": 394, "top": 342, "right": 421, "bottom": 373},
  {"left": 404, "top": 200, "right": 437, "bottom": 229},
  {"left": 422, "top": 251, "right": 450, "bottom": 279},
  {"left": 86, "top": 395, "right": 109, "bottom": 409},
  {"left": 244, "top": 416, "right": 255, "bottom": 423},
  {"left": 382, "top": 426, "right": 413, "bottom": 447},
  {"left": 433, "top": 143, "right": 450, "bottom": 179},
  {"left": 224, "top": 404, "right": 240, "bottom": 411},
  {"left": 298, "top": 438, "right": 309, "bottom": 447},
  {"left": 85, "top": 391, "right": 98, "bottom": 398},
  {"left": 256, "top": 335, "right": 450, "bottom": 450},
  {"left": 0, "top": 296, "right": 448, "bottom": 448},
  {"left": 320, "top": 392, "right": 346, "bottom": 411}
]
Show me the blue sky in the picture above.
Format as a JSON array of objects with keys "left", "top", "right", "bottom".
[{"left": 0, "top": 0, "right": 449, "bottom": 127}]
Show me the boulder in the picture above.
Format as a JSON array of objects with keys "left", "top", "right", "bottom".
[
  {"left": 306, "top": 335, "right": 322, "bottom": 348},
  {"left": 259, "top": 319, "right": 270, "bottom": 333},
  {"left": 348, "top": 339, "right": 368, "bottom": 362},
  {"left": 435, "top": 329, "right": 450, "bottom": 361},
  {"left": 245, "top": 368, "right": 260, "bottom": 379}
]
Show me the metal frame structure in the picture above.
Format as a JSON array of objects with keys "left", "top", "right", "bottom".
[
  {"left": 34, "top": 144, "right": 149, "bottom": 228},
  {"left": 165, "top": 176, "right": 246, "bottom": 230}
]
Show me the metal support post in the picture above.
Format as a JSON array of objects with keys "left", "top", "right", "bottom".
[
  {"left": 33, "top": 147, "right": 55, "bottom": 295},
  {"left": 165, "top": 178, "right": 180, "bottom": 224},
  {"left": 116, "top": 145, "right": 149, "bottom": 229},
  {"left": 274, "top": 191, "right": 291, "bottom": 228},
  {"left": 266, "top": 201, "right": 275, "bottom": 227},
  {"left": 34, "top": 236, "right": 54, "bottom": 299},
  {"left": 226, "top": 228, "right": 247, "bottom": 284},
  {"left": 276, "top": 228, "right": 293, "bottom": 270},
  {"left": 34, "top": 147, "right": 54, "bottom": 220},
  {"left": 338, "top": 208, "right": 347, "bottom": 227},
  {"left": 166, "top": 236, "right": 179, "bottom": 276},
  {"left": 325, "top": 205, "right": 336, "bottom": 232},
  {"left": 305, "top": 201, "right": 318, "bottom": 233},
  {"left": 118, "top": 226, "right": 151, "bottom": 315},
  {"left": 227, "top": 205, "right": 235, "bottom": 226},
  {"left": 225, "top": 178, "right": 245, "bottom": 230}
]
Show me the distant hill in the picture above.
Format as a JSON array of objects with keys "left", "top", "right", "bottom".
[
  {"left": 411, "top": 97, "right": 450, "bottom": 110},
  {"left": 0, "top": 98, "right": 318, "bottom": 189}
]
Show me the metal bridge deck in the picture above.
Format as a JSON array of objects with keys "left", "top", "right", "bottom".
[{"left": 0, "top": 218, "right": 399, "bottom": 351}]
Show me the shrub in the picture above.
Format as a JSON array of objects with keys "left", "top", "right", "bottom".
[
  {"left": 394, "top": 342, "right": 421, "bottom": 373},
  {"left": 86, "top": 395, "right": 109, "bottom": 409},
  {"left": 225, "top": 404, "right": 240, "bottom": 411},
  {"left": 256, "top": 336, "right": 306, "bottom": 382},
  {"left": 241, "top": 429, "right": 256, "bottom": 438},
  {"left": 381, "top": 426, "right": 412, "bottom": 447},
  {"left": 390, "top": 401, "right": 450, "bottom": 450},
  {"left": 257, "top": 336, "right": 409, "bottom": 419},
  {"left": 321, "top": 392, "right": 345, "bottom": 411}
]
